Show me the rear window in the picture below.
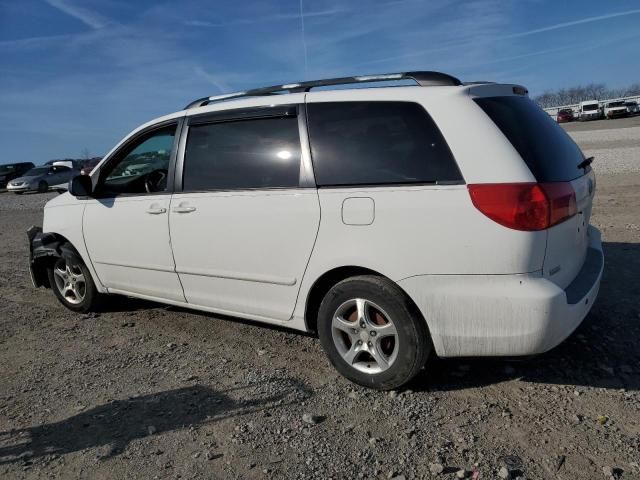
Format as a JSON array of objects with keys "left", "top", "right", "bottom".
[
  {"left": 475, "top": 96, "right": 586, "bottom": 182},
  {"left": 306, "top": 101, "right": 462, "bottom": 187}
]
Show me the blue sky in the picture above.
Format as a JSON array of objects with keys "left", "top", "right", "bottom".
[{"left": 1, "top": 0, "right": 639, "bottom": 164}]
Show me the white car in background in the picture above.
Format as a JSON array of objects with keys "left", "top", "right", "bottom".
[
  {"left": 624, "top": 100, "right": 639, "bottom": 116},
  {"left": 604, "top": 100, "right": 629, "bottom": 119},
  {"left": 28, "top": 71, "right": 603, "bottom": 390}
]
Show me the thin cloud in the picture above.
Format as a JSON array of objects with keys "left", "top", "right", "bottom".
[
  {"left": 184, "top": 7, "right": 344, "bottom": 28},
  {"left": 0, "top": 33, "right": 75, "bottom": 49},
  {"left": 44, "top": 0, "right": 106, "bottom": 29},
  {"left": 193, "top": 66, "right": 231, "bottom": 93},
  {"left": 504, "top": 9, "right": 640, "bottom": 38},
  {"left": 183, "top": 1, "right": 415, "bottom": 29},
  {"left": 299, "top": 0, "right": 308, "bottom": 74},
  {"left": 356, "top": 8, "right": 640, "bottom": 67}
]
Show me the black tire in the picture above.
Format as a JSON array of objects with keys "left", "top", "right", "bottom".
[
  {"left": 14, "top": 192, "right": 23, "bottom": 195},
  {"left": 317, "top": 275, "right": 431, "bottom": 390},
  {"left": 47, "top": 249, "right": 101, "bottom": 313},
  {"left": 38, "top": 181, "right": 48, "bottom": 193}
]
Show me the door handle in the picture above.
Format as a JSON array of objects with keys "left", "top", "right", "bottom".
[
  {"left": 146, "top": 207, "right": 167, "bottom": 215},
  {"left": 172, "top": 206, "right": 196, "bottom": 213}
]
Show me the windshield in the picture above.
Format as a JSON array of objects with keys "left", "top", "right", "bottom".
[
  {"left": 583, "top": 104, "right": 599, "bottom": 111},
  {"left": 607, "top": 101, "right": 625, "bottom": 108},
  {"left": 24, "top": 167, "right": 49, "bottom": 176}
]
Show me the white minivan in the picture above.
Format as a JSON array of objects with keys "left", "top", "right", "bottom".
[{"left": 29, "top": 72, "right": 603, "bottom": 390}]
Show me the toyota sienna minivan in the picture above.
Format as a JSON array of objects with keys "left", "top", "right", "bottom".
[{"left": 28, "top": 71, "right": 603, "bottom": 389}]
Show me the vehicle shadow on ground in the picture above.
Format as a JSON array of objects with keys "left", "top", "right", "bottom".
[
  {"left": 88, "top": 242, "right": 639, "bottom": 392},
  {"left": 0, "top": 378, "right": 312, "bottom": 465},
  {"left": 412, "top": 241, "right": 640, "bottom": 392}
]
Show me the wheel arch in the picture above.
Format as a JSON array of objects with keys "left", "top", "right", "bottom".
[
  {"left": 303, "top": 265, "right": 428, "bottom": 335},
  {"left": 30, "top": 231, "right": 90, "bottom": 289}
]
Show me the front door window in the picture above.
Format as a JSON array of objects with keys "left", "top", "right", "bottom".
[{"left": 97, "top": 127, "right": 176, "bottom": 196}]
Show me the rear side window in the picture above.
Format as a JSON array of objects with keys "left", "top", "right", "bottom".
[
  {"left": 475, "top": 96, "right": 585, "bottom": 182},
  {"left": 306, "top": 101, "right": 462, "bottom": 186},
  {"left": 183, "top": 116, "right": 302, "bottom": 191}
]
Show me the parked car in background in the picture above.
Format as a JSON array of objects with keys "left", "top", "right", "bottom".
[
  {"left": 625, "top": 100, "right": 639, "bottom": 116},
  {"left": 556, "top": 108, "right": 574, "bottom": 123},
  {"left": 0, "top": 162, "right": 35, "bottom": 189},
  {"left": 51, "top": 160, "right": 75, "bottom": 169},
  {"left": 28, "top": 71, "right": 603, "bottom": 390},
  {"left": 604, "top": 100, "right": 628, "bottom": 119},
  {"left": 7, "top": 164, "right": 76, "bottom": 194},
  {"left": 579, "top": 100, "right": 601, "bottom": 121},
  {"left": 80, "top": 159, "right": 101, "bottom": 175}
]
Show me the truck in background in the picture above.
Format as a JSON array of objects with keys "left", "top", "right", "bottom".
[
  {"left": 604, "top": 100, "right": 629, "bottom": 119},
  {"left": 578, "top": 100, "right": 602, "bottom": 121}
]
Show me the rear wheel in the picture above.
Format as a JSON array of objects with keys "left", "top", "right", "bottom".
[
  {"left": 38, "top": 181, "right": 48, "bottom": 193},
  {"left": 317, "top": 275, "right": 431, "bottom": 390},
  {"left": 47, "top": 253, "right": 100, "bottom": 313}
]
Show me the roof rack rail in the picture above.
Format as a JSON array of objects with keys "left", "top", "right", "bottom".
[
  {"left": 462, "top": 81, "right": 495, "bottom": 85},
  {"left": 185, "top": 71, "right": 462, "bottom": 109}
]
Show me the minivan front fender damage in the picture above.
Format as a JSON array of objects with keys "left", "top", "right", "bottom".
[{"left": 27, "top": 226, "right": 81, "bottom": 288}]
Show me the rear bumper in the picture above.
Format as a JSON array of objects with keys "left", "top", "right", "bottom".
[{"left": 398, "top": 226, "right": 604, "bottom": 357}]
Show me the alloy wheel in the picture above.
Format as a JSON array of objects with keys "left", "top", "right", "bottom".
[
  {"left": 331, "top": 298, "right": 399, "bottom": 374},
  {"left": 52, "top": 259, "right": 86, "bottom": 305}
]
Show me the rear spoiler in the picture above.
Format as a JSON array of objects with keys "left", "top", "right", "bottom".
[{"left": 466, "top": 83, "right": 528, "bottom": 98}]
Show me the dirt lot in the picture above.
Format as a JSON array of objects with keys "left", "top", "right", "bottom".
[
  {"left": 562, "top": 115, "right": 640, "bottom": 133},
  {"left": 1, "top": 127, "right": 639, "bottom": 479}
]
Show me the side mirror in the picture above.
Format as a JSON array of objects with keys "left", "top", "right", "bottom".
[{"left": 69, "top": 175, "right": 92, "bottom": 197}]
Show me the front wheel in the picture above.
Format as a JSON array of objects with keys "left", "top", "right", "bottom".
[
  {"left": 38, "top": 181, "right": 48, "bottom": 193},
  {"left": 317, "top": 275, "right": 431, "bottom": 390},
  {"left": 47, "top": 254, "right": 100, "bottom": 313}
]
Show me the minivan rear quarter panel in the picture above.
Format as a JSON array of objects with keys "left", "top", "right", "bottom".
[{"left": 300, "top": 87, "right": 546, "bottom": 279}]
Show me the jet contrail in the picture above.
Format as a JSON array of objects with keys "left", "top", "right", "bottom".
[
  {"left": 300, "top": 0, "right": 309, "bottom": 75},
  {"left": 505, "top": 9, "right": 640, "bottom": 38}
]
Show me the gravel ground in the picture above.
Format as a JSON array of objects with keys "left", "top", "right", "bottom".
[
  {"left": 562, "top": 115, "right": 640, "bottom": 133},
  {"left": 1, "top": 131, "right": 639, "bottom": 479},
  {"left": 567, "top": 125, "right": 640, "bottom": 175}
]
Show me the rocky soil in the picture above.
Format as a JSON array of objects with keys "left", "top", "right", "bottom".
[{"left": 1, "top": 124, "right": 639, "bottom": 479}]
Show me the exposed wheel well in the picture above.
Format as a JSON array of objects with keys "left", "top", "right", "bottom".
[
  {"left": 304, "top": 266, "right": 426, "bottom": 335},
  {"left": 31, "top": 233, "right": 81, "bottom": 288}
]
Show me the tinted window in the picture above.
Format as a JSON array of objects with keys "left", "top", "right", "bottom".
[
  {"left": 99, "top": 126, "right": 176, "bottom": 195},
  {"left": 306, "top": 101, "right": 461, "bottom": 186},
  {"left": 183, "top": 116, "right": 302, "bottom": 191},
  {"left": 25, "top": 167, "right": 50, "bottom": 176},
  {"left": 475, "top": 96, "right": 586, "bottom": 182}
]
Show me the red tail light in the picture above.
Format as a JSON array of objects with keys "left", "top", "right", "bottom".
[{"left": 468, "top": 182, "right": 577, "bottom": 231}]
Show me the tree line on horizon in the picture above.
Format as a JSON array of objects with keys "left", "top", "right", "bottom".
[{"left": 534, "top": 82, "right": 640, "bottom": 108}]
